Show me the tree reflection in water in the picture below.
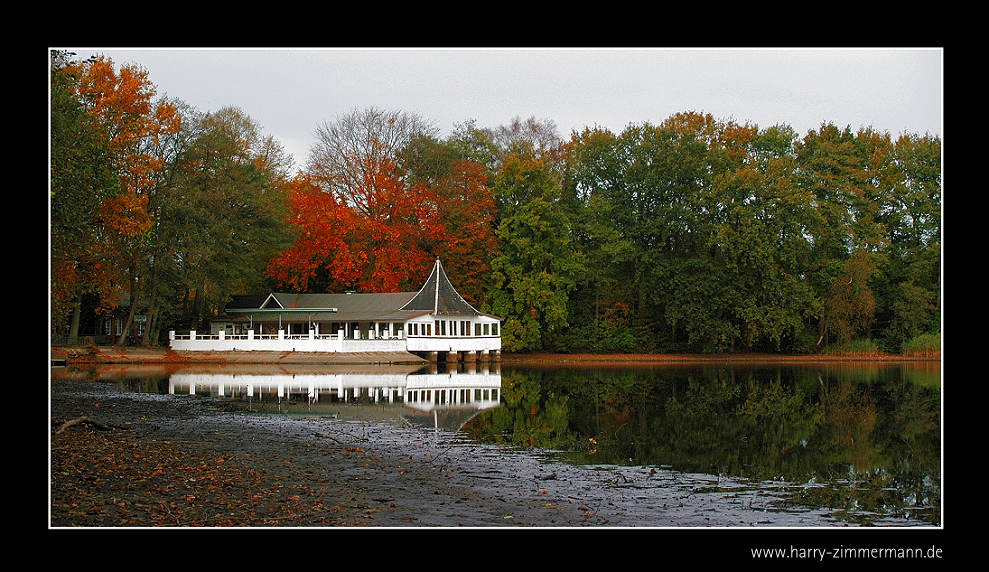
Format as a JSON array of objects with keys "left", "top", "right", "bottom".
[{"left": 461, "top": 362, "right": 940, "bottom": 526}]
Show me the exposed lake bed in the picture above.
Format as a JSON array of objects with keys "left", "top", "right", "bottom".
[{"left": 50, "top": 349, "right": 941, "bottom": 534}]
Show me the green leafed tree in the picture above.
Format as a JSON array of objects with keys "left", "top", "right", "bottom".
[
  {"left": 487, "top": 152, "right": 583, "bottom": 352},
  {"left": 873, "top": 132, "right": 942, "bottom": 350},
  {"left": 151, "top": 106, "right": 294, "bottom": 337},
  {"left": 562, "top": 126, "right": 644, "bottom": 351},
  {"left": 623, "top": 113, "right": 734, "bottom": 351},
  {"left": 704, "top": 124, "right": 820, "bottom": 352},
  {"left": 50, "top": 51, "right": 119, "bottom": 339}
]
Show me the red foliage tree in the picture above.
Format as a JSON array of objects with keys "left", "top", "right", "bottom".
[
  {"left": 266, "top": 175, "right": 354, "bottom": 291},
  {"left": 434, "top": 160, "right": 498, "bottom": 307},
  {"left": 268, "top": 159, "right": 445, "bottom": 293}
]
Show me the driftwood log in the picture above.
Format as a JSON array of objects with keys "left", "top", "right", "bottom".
[{"left": 53, "top": 416, "right": 116, "bottom": 434}]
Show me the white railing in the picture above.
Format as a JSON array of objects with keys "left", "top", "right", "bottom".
[
  {"left": 169, "top": 330, "right": 408, "bottom": 353},
  {"left": 170, "top": 334, "right": 344, "bottom": 341},
  {"left": 169, "top": 331, "right": 421, "bottom": 341},
  {"left": 169, "top": 329, "right": 500, "bottom": 355}
]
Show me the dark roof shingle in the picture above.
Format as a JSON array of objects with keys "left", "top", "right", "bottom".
[{"left": 400, "top": 259, "right": 481, "bottom": 316}]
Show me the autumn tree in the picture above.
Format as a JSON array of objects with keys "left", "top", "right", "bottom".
[
  {"left": 795, "top": 123, "right": 918, "bottom": 350},
  {"left": 307, "top": 107, "right": 437, "bottom": 216},
  {"left": 398, "top": 132, "right": 499, "bottom": 307},
  {"left": 266, "top": 174, "right": 353, "bottom": 292},
  {"left": 818, "top": 250, "right": 879, "bottom": 346},
  {"left": 271, "top": 108, "right": 444, "bottom": 292}
]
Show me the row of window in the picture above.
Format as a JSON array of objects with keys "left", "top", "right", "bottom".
[
  {"left": 225, "top": 320, "right": 499, "bottom": 338},
  {"left": 407, "top": 387, "right": 500, "bottom": 404},
  {"left": 408, "top": 320, "right": 499, "bottom": 337}
]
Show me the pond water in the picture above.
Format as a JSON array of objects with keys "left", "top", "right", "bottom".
[{"left": 53, "top": 360, "right": 941, "bottom": 526}]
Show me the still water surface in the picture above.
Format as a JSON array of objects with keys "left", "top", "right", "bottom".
[{"left": 60, "top": 360, "right": 941, "bottom": 526}]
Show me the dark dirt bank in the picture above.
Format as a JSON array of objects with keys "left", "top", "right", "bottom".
[{"left": 50, "top": 347, "right": 942, "bottom": 534}]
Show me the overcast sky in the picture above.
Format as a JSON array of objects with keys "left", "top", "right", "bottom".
[{"left": 59, "top": 47, "right": 943, "bottom": 172}]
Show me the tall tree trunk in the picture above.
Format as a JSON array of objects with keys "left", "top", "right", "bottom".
[
  {"left": 143, "top": 305, "right": 158, "bottom": 346},
  {"left": 142, "top": 268, "right": 160, "bottom": 346},
  {"left": 68, "top": 298, "right": 81, "bottom": 340},
  {"left": 116, "top": 266, "right": 142, "bottom": 346},
  {"left": 189, "top": 282, "right": 206, "bottom": 331},
  {"left": 180, "top": 289, "right": 191, "bottom": 325},
  {"left": 117, "top": 286, "right": 138, "bottom": 346}
]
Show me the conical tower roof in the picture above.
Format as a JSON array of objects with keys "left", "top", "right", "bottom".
[{"left": 400, "top": 259, "right": 481, "bottom": 316}]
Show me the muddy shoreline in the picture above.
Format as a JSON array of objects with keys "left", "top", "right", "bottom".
[
  {"left": 51, "top": 345, "right": 940, "bottom": 366},
  {"left": 50, "top": 378, "right": 852, "bottom": 529}
]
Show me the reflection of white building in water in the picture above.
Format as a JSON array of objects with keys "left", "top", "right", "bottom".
[
  {"left": 167, "top": 365, "right": 502, "bottom": 430},
  {"left": 169, "top": 259, "right": 501, "bottom": 363}
]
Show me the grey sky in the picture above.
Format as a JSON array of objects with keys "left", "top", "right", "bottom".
[{"left": 60, "top": 47, "right": 943, "bottom": 172}]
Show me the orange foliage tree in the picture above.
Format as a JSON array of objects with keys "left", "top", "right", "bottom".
[
  {"left": 432, "top": 159, "right": 498, "bottom": 307},
  {"left": 57, "top": 54, "right": 180, "bottom": 343}
]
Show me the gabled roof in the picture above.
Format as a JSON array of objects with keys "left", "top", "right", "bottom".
[
  {"left": 227, "top": 294, "right": 268, "bottom": 309},
  {"left": 400, "top": 259, "right": 481, "bottom": 316},
  {"left": 221, "top": 259, "right": 495, "bottom": 322},
  {"left": 225, "top": 292, "right": 424, "bottom": 322}
]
